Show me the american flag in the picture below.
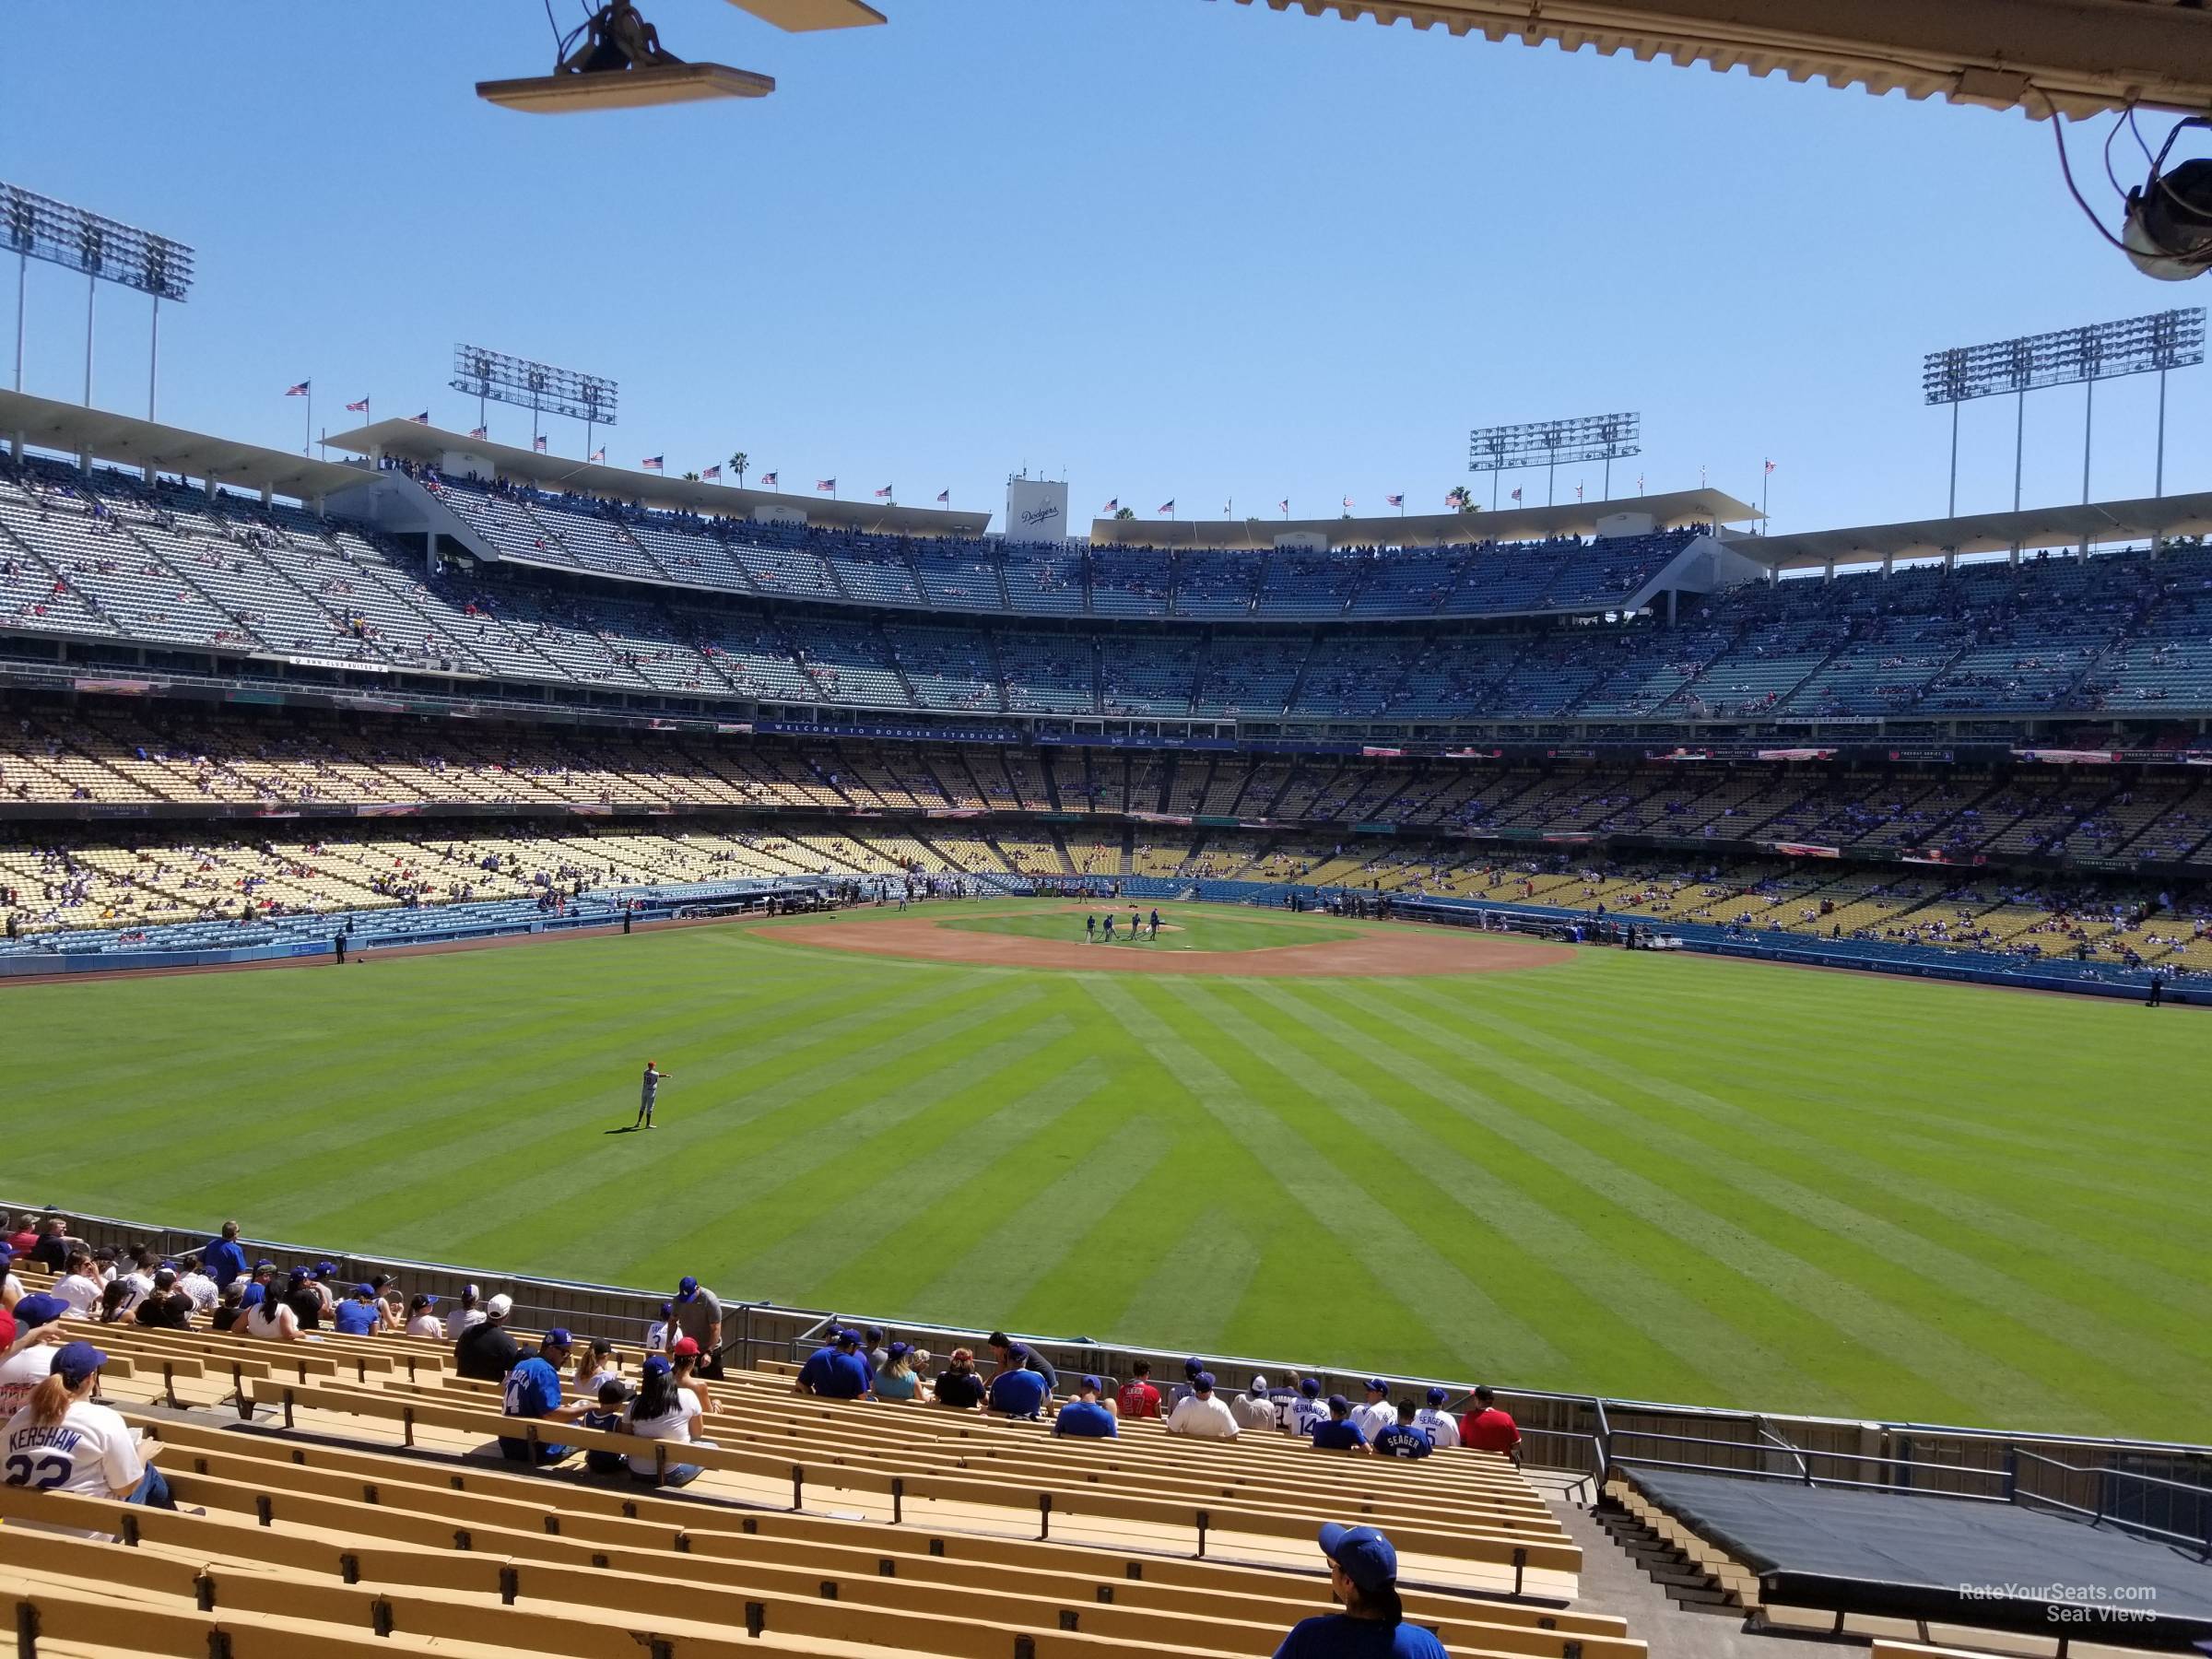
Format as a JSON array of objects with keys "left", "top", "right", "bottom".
[
  {"left": 935, "top": 489, "right": 949, "bottom": 504},
  {"left": 1765, "top": 459, "right": 1777, "bottom": 474},
  {"left": 589, "top": 447, "right": 605, "bottom": 464},
  {"left": 874, "top": 485, "right": 893, "bottom": 499},
  {"left": 1511, "top": 488, "right": 1523, "bottom": 502},
  {"left": 1158, "top": 500, "right": 1174, "bottom": 514},
  {"left": 468, "top": 426, "right": 488, "bottom": 441},
  {"left": 816, "top": 478, "right": 836, "bottom": 492},
  {"left": 1102, "top": 499, "right": 1118, "bottom": 513},
  {"left": 701, "top": 465, "right": 722, "bottom": 480},
  {"left": 759, "top": 471, "right": 777, "bottom": 488},
  {"left": 641, "top": 455, "right": 664, "bottom": 471},
  {"left": 285, "top": 382, "right": 310, "bottom": 397},
  {"left": 1385, "top": 493, "right": 1404, "bottom": 507},
  {"left": 1342, "top": 496, "right": 1354, "bottom": 510},
  {"left": 533, "top": 435, "right": 547, "bottom": 453},
  {"left": 1575, "top": 483, "right": 1584, "bottom": 501},
  {"left": 1638, "top": 474, "right": 1645, "bottom": 492},
  {"left": 346, "top": 397, "right": 370, "bottom": 414},
  {"left": 409, "top": 411, "right": 429, "bottom": 424},
  {"left": 1277, "top": 499, "right": 1288, "bottom": 513}
]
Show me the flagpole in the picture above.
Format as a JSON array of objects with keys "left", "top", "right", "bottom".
[{"left": 305, "top": 386, "right": 312, "bottom": 458}]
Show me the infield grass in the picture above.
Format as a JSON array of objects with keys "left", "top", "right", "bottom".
[
  {"left": 935, "top": 909, "right": 1357, "bottom": 951},
  {"left": 2, "top": 898, "right": 2206, "bottom": 1442}
]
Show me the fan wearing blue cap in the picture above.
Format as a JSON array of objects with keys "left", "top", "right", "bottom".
[
  {"left": 1051, "top": 1376, "right": 1118, "bottom": 1439},
  {"left": 794, "top": 1328, "right": 876, "bottom": 1400},
  {"left": 1351, "top": 1379, "right": 1395, "bottom": 1444},
  {"left": 1310, "top": 1394, "right": 1371, "bottom": 1454},
  {"left": 498, "top": 1328, "right": 592, "bottom": 1465},
  {"left": 1413, "top": 1387, "right": 1461, "bottom": 1452},
  {"left": 1282, "top": 1376, "right": 1329, "bottom": 1440},
  {"left": 333, "top": 1283, "right": 390, "bottom": 1337},
  {"left": 2, "top": 1340, "right": 179, "bottom": 1515},
  {"left": 1272, "top": 1525, "right": 1445, "bottom": 1656},
  {"left": 985, "top": 1344, "right": 1050, "bottom": 1420}
]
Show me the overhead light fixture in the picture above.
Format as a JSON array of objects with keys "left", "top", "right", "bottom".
[
  {"left": 477, "top": 0, "right": 884, "bottom": 113},
  {"left": 479, "top": 1, "right": 771, "bottom": 112}
]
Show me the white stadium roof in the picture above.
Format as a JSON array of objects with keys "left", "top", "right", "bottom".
[
  {"left": 321, "top": 419, "right": 993, "bottom": 538},
  {"left": 1089, "top": 487, "right": 1755, "bottom": 550}
]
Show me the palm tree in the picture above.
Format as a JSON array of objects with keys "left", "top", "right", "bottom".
[{"left": 728, "top": 451, "right": 748, "bottom": 488}]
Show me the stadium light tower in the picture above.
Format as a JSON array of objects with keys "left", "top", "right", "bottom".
[
  {"left": 1924, "top": 308, "right": 2205, "bottom": 513},
  {"left": 3, "top": 182, "right": 194, "bottom": 419},
  {"left": 1468, "top": 413, "right": 1640, "bottom": 509},
  {"left": 450, "top": 345, "right": 618, "bottom": 457}
]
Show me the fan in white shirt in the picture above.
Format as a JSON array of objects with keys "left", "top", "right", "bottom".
[
  {"left": 53, "top": 1256, "right": 104, "bottom": 1319},
  {"left": 1163, "top": 1374, "right": 1240, "bottom": 1440},
  {"left": 404, "top": 1294, "right": 445, "bottom": 1340},
  {"left": 2, "top": 1341, "right": 171, "bottom": 1535},
  {"left": 1413, "top": 1387, "right": 1461, "bottom": 1451},
  {"left": 1349, "top": 1381, "right": 1396, "bottom": 1444}
]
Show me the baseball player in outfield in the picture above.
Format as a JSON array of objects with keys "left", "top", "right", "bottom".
[{"left": 632, "top": 1060, "right": 670, "bottom": 1129}]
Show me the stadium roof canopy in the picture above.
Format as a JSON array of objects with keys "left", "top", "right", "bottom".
[
  {"left": 1089, "top": 486, "right": 1755, "bottom": 550},
  {"left": 0, "top": 388, "right": 367, "bottom": 502},
  {"left": 1225, "top": 0, "right": 2212, "bottom": 118},
  {"left": 1733, "top": 490, "right": 2212, "bottom": 571},
  {"left": 322, "top": 419, "right": 994, "bottom": 537}
]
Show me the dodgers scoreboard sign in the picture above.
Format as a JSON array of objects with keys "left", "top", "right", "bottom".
[{"left": 1006, "top": 476, "right": 1068, "bottom": 541}]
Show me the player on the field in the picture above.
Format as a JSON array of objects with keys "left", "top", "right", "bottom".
[
  {"left": 1148, "top": 908, "right": 1160, "bottom": 938},
  {"left": 633, "top": 1060, "right": 669, "bottom": 1130},
  {"left": 1085, "top": 913, "right": 1096, "bottom": 942},
  {"left": 1101, "top": 913, "right": 1115, "bottom": 942}
]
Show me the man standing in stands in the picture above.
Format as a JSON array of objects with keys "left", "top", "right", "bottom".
[
  {"left": 1164, "top": 1371, "right": 1239, "bottom": 1439},
  {"left": 202, "top": 1222, "right": 248, "bottom": 1293},
  {"left": 671, "top": 1276, "right": 723, "bottom": 1377},
  {"left": 1460, "top": 1385, "right": 1523, "bottom": 1465},
  {"left": 1413, "top": 1386, "right": 1461, "bottom": 1451},
  {"left": 1052, "top": 1376, "right": 1119, "bottom": 1438},
  {"left": 1373, "top": 1400, "right": 1433, "bottom": 1460},
  {"left": 632, "top": 1060, "right": 669, "bottom": 1130},
  {"left": 1116, "top": 1359, "right": 1161, "bottom": 1420},
  {"left": 455, "top": 1293, "right": 523, "bottom": 1381}
]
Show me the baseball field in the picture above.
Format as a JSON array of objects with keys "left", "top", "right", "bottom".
[{"left": 2, "top": 898, "right": 2205, "bottom": 1443}]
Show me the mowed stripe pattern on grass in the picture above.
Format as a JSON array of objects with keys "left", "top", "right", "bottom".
[{"left": 0, "top": 900, "right": 2206, "bottom": 1443}]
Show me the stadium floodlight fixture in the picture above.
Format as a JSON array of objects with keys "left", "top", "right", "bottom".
[
  {"left": 477, "top": 0, "right": 885, "bottom": 113},
  {"left": 4, "top": 182, "right": 194, "bottom": 418},
  {"left": 1468, "top": 412, "right": 1640, "bottom": 507},
  {"left": 450, "top": 345, "right": 618, "bottom": 455},
  {"left": 1924, "top": 308, "right": 2205, "bottom": 512}
]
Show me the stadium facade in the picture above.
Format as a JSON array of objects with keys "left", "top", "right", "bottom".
[{"left": 4, "top": 390, "right": 2212, "bottom": 994}]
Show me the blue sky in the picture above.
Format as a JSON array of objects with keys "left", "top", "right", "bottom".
[{"left": 4, "top": 0, "right": 2202, "bottom": 535}]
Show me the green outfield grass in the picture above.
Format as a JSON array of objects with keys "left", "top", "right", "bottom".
[
  {"left": 935, "top": 909, "right": 1357, "bottom": 951},
  {"left": 3, "top": 899, "right": 2206, "bottom": 1443}
]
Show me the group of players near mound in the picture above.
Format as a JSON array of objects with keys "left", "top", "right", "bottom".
[{"left": 1085, "top": 907, "right": 1164, "bottom": 943}]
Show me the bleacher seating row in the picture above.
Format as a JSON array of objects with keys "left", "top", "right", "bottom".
[
  {"left": 0, "top": 1253, "right": 1618, "bottom": 1659},
  {"left": 9, "top": 453, "right": 2212, "bottom": 724}
]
